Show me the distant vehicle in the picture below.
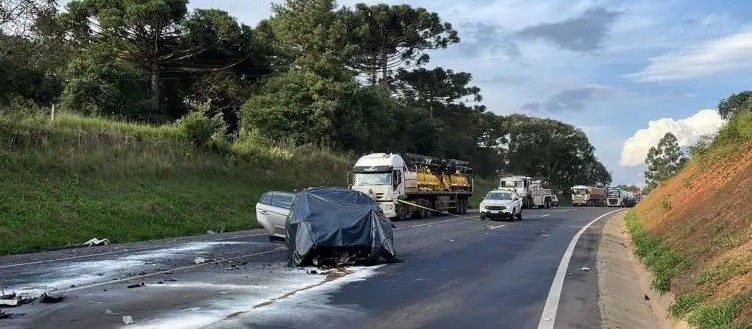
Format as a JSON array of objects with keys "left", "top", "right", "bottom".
[
  {"left": 255, "top": 191, "right": 295, "bottom": 241},
  {"left": 480, "top": 189, "right": 523, "bottom": 221},
  {"left": 349, "top": 153, "right": 473, "bottom": 220},
  {"left": 607, "top": 188, "right": 627, "bottom": 207},
  {"left": 499, "top": 176, "right": 552, "bottom": 209},
  {"left": 551, "top": 194, "right": 559, "bottom": 207},
  {"left": 571, "top": 185, "right": 606, "bottom": 207}
]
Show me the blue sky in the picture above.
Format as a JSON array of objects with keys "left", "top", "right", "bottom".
[{"left": 187, "top": 0, "right": 752, "bottom": 185}]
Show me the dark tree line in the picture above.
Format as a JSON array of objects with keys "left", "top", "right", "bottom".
[{"left": 0, "top": 0, "right": 612, "bottom": 191}]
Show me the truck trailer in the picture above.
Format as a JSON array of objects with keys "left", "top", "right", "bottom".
[
  {"left": 499, "top": 176, "right": 553, "bottom": 209},
  {"left": 350, "top": 153, "right": 473, "bottom": 220},
  {"left": 571, "top": 185, "right": 606, "bottom": 207}
]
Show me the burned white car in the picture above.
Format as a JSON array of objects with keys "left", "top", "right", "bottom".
[{"left": 286, "top": 187, "right": 397, "bottom": 267}]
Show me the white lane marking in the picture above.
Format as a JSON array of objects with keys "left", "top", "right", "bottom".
[
  {"left": 58, "top": 247, "right": 286, "bottom": 294},
  {"left": 541, "top": 214, "right": 551, "bottom": 218},
  {"left": 487, "top": 224, "right": 507, "bottom": 230},
  {"left": 0, "top": 233, "right": 267, "bottom": 270},
  {"left": 537, "top": 209, "right": 625, "bottom": 329}
]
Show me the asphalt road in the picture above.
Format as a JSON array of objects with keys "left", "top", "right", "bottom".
[{"left": 0, "top": 207, "right": 622, "bottom": 329}]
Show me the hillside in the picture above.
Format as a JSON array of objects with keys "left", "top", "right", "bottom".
[
  {"left": 0, "top": 113, "right": 352, "bottom": 254},
  {"left": 0, "top": 113, "right": 499, "bottom": 255},
  {"left": 627, "top": 110, "right": 752, "bottom": 328}
]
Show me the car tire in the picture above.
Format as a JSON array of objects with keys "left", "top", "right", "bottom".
[{"left": 480, "top": 213, "right": 486, "bottom": 220}]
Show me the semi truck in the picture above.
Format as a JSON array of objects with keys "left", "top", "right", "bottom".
[
  {"left": 349, "top": 153, "right": 473, "bottom": 220},
  {"left": 607, "top": 188, "right": 626, "bottom": 207},
  {"left": 499, "top": 176, "right": 553, "bottom": 209},
  {"left": 571, "top": 185, "right": 607, "bottom": 207}
]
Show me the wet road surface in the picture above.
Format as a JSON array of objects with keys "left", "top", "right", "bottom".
[{"left": 0, "top": 207, "right": 622, "bottom": 329}]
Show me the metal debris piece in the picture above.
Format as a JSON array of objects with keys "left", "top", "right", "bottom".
[
  {"left": 39, "top": 293, "right": 64, "bottom": 304},
  {"left": 581, "top": 267, "right": 591, "bottom": 271},
  {"left": 83, "top": 238, "right": 110, "bottom": 247},
  {"left": 122, "top": 315, "right": 134, "bottom": 325},
  {"left": 193, "top": 257, "right": 208, "bottom": 264},
  {"left": 0, "top": 299, "right": 18, "bottom": 307},
  {"left": 126, "top": 283, "right": 145, "bottom": 289}
]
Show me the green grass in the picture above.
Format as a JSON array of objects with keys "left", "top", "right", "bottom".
[
  {"left": 469, "top": 177, "right": 496, "bottom": 209},
  {"left": 671, "top": 291, "right": 708, "bottom": 317},
  {"left": 0, "top": 113, "right": 352, "bottom": 254},
  {"left": 625, "top": 211, "right": 687, "bottom": 292},
  {"left": 687, "top": 293, "right": 751, "bottom": 329}
]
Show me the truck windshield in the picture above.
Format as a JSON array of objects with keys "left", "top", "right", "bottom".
[
  {"left": 486, "top": 192, "right": 513, "bottom": 200},
  {"left": 572, "top": 188, "right": 587, "bottom": 195},
  {"left": 354, "top": 173, "right": 391, "bottom": 186},
  {"left": 500, "top": 181, "right": 523, "bottom": 188},
  {"left": 608, "top": 190, "right": 620, "bottom": 198}
]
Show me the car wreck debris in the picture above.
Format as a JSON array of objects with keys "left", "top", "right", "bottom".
[
  {"left": 83, "top": 238, "right": 110, "bottom": 247},
  {"left": 39, "top": 293, "right": 64, "bottom": 304},
  {"left": 193, "top": 257, "right": 208, "bottom": 264},
  {"left": 286, "top": 187, "right": 397, "bottom": 267},
  {"left": 127, "top": 283, "right": 145, "bottom": 289},
  {"left": 122, "top": 315, "right": 135, "bottom": 325}
]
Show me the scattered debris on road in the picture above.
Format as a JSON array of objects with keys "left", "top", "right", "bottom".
[
  {"left": 0, "top": 309, "right": 22, "bottom": 319},
  {"left": 105, "top": 310, "right": 119, "bottom": 316},
  {"left": 39, "top": 293, "right": 64, "bottom": 304},
  {"left": 127, "top": 283, "right": 145, "bottom": 289},
  {"left": 0, "top": 299, "right": 18, "bottom": 307},
  {"left": 193, "top": 257, "right": 208, "bottom": 264},
  {"left": 644, "top": 294, "right": 650, "bottom": 301},
  {"left": 83, "top": 238, "right": 110, "bottom": 247},
  {"left": 122, "top": 315, "right": 135, "bottom": 325},
  {"left": 581, "top": 267, "right": 591, "bottom": 271}
]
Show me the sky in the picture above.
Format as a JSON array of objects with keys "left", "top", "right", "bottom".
[{"left": 186, "top": 0, "right": 752, "bottom": 185}]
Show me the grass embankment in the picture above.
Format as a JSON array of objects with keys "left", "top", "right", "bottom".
[
  {"left": 469, "top": 178, "right": 496, "bottom": 209},
  {"left": 627, "top": 108, "right": 752, "bottom": 329},
  {"left": 0, "top": 113, "right": 351, "bottom": 254}
]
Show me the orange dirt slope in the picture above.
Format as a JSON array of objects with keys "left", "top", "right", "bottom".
[{"left": 633, "top": 142, "right": 752, "bottom": 323}]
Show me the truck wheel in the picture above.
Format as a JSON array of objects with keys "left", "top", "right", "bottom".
[{"left": 545, "top": 201, "right": 551, "bottom": 209}]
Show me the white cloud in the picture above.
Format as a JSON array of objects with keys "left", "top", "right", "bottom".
[
  {"left": 628, "top": 31, "right": 752, "bottom": 82},
  {"left": 619, "top": 109, "right": 725, "bottom": 167}
]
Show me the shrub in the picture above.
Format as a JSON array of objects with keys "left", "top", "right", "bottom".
[{"left": 177, "top": 105, "right": 227, "bottom": 149}]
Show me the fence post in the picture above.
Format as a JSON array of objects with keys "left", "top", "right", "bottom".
[{"left": 50, "top": 104, "right": 56, "bottom": 122}]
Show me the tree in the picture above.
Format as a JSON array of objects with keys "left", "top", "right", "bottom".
[
  {"left": 62, "top": 0, "right": 190, "bottom": 112},
  {"left": 501, "top": 115, "right": 609, "bottom": 192},
  {"left": 269, "top": 0, "right": 350, "bottom": 78},
  {"left": 718, "top": 90, "right": 752, "bottom": 119},
  {"left": 395, "top": 67, "right": 481, "bottom": 118},
  {"left": 644, "top": 132, "right": 687, "bottom": 190},
  {"left": 0, "top": 0, "right": 55, "bottom": 36},
  {"left": 346, "top": 4, "right": 459, "bottom": 86}
]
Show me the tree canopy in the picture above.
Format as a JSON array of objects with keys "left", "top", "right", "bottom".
[
  {"left": 644, "top": 132, "right": 687, "bottom": 191},
  {"left": 2, "top": 0, "right": 613, "bottom": 194}
]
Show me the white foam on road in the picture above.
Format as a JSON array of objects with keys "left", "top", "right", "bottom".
[
  {"left": 124, "top": 266, "right": 384, "bottom": 329},
  {"left": 8, "top": 242, "right": 251, "bottom": 296}
]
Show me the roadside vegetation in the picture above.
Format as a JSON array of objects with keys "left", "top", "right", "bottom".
[
  {"left": 630, "top": 91, "right": 752, "bottom": 329},
  {"left": 0, "top": 112, "right": 351, "bottom": 253}
]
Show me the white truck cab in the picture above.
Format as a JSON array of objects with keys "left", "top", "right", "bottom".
[{"left": 350, "top": 153, "right": 407, "bottom": 218}]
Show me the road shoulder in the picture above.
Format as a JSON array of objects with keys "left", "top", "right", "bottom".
[{"left": 597, "top": 211, "right": 663, "bottom": 329}]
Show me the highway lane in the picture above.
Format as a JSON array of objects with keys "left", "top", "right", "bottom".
[{"left": 0, "top": 207, "right": 620, "bottom": 329}]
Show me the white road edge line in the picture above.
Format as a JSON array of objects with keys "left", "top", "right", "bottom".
[
  {"left": 541, "top": 214, "right": 551, "bottom": 218},
  {"left": 536, "top": 208, "right": 625, "bottom": 329},
  {"left": 488, "top": 224, "right": 506, "bottom": 230},
  {"left": 0, "top": 233, "right": 267, "bottom": 269}
]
